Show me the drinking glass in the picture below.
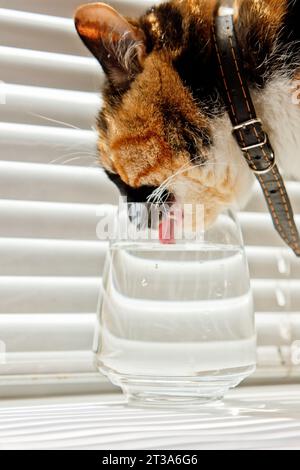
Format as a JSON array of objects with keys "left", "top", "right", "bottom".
[{"left": 94, "top": 202, "right": 256, "bottom": 407}]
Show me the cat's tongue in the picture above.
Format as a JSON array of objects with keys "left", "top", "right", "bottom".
[
  {"left": 159, "top": 218, "right": 175, "bottom": 244},
  {"left": 159, "top": 207, "right": 182, "bottom": 244}
]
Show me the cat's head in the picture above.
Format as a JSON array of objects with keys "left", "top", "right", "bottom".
[{"left": 74, "top": 1, "right": 284, "bottom": 224}]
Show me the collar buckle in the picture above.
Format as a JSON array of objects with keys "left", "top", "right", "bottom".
[
  {"left": 232, "top": 118, "right": 267, "bottom": 152},
  {"left": 213, "top": 13, "right": 300, "bottom": 255},
  {"left": 240, "top": 133, "right": 267, "bottom": 152},
  {"left": 232, "top": 118, "right": 276, "bottom": 173},
  {"left": 232, "top": 118, "right": 262, "bottom": 131}
]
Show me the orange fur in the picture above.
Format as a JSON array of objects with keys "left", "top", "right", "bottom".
[
  {"left": 106, "top": 51, "right": 209, "bottom": 188},
  {"left": 75, "top": 0, "right": 297, "bottom": 226},
  {"left": 234, "top": 0, "right": 288, "bottom": 46}
]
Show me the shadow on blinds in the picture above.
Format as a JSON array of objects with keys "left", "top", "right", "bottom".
[{"left": 0, "top": 0, "right": 299, "bottom": 397}]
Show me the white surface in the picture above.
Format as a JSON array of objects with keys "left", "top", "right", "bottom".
[
  {"left": 0, "top": 385, "right": 299, "bottom": 450},
  {"left": 0, "top": 0, "right": 300, "bottom": 394}
]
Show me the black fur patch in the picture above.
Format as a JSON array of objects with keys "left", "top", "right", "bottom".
[
  {"left": 105, "top": 171, "right": 159, "bottom": 202},
  {"left": 174, "top": 52, "right": 220, "bottom": 105},
  {"left": 140, "top": 4, "right": 184, "bottom": 52},
  {"left": 97, "top": 111, "right": 108, "bottom": 134},
  {"left": 237, "top": 1, "right": 300, "bottom": 86},
  {"left": 139, "top": 11, "right": 156, "bottom": 53},
  {"left": 279, "top": 0, "right": 300, "bottom": 67},
  {"left": 160, "top": 103, "right": 211, "bottom": 164},
  {"left": 282, "top": 0, "right": 300, "bottom": 45},
  {"left": 153, "top": 4, "right": 184, "bottom": 49},
  {"left": 173, "top": 17, "right": 222, "bottom": 109}
]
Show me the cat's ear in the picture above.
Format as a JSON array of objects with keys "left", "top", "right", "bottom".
[{"left": 74, "top": 2, "right": 146, "bottom": 90}]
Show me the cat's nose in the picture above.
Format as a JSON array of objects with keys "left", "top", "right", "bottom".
[
  {"left": 145, "top": 188, "right": 175, "bottom": 205},
  {"left": 165, "top": 192, "right": 176, "bottom": 203},
  {"left": 127, "top": 191, "right": 176, "bottom": 229}
]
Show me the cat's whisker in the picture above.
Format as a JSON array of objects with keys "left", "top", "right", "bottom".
[
  {"left": 146, "top": 159, "right": 201, "bottom": 206},
  {"left": 49, "top": 152, "right": 98, "bottom": 165},
  {"left": 145, "top": 156, "right": 248, "bottom": 205},
  {"left": 28, "top": 112, "right": 81, "bottom": 130},
  {"left": 147, "top": 162, "right": 194, "bottom": 204},
  {"left": 50, "top": 141, "right": 98, "bottom": 158},
  {"left": 163, "top": 159, "right": 248, "bottom": 193},
  {"left": 53, "top": 150, "right": 97, "bottom": 158},
  {"left": 60, "top": 156, "right": 96, "bottom": 165},
  {"left": 161, "top": 162, "right": 217, "bottom": 194},
  {"left": 147, "top": 184, "right": 169, "bottom": 205},
  {"left": 157, "top": 159, "right": 207, "bottom": 194},
  {"left": 154, "top": 155, "right": 204, "bottom": 195},
  {"left": 49, "top": 155, "right": 85, "bottom": 165}
]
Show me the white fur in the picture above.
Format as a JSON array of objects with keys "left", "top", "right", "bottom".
[
  {"left": 211, "top": 75, "right": 300, "bottom": 209},
  {"left": 252, "top": 75, "right": 300, "bottom": 180},
  {"left": 210, "top": 112, "right": 255, "bottom": 210},
  {"left": 150, "top": 75, "right": 300, "bottom": 220}
]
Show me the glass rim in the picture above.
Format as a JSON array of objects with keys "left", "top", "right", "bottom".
[{"left": 105, "top": 202, "right": 245, "bottom": 248}]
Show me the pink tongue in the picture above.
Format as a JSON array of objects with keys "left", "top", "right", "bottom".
[
  {"left": 159, "top": 218, "right": 175, "bottom": 244},
  {"left": 159, "top": 207, "right": 182, "bottom": 244}
]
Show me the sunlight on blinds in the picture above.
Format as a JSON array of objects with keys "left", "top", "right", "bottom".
[{"left": 0, "top": 0, "right": 299, "bottom": 397}]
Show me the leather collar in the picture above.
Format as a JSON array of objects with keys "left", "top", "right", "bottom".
[{"left": 212, "top": 13, "right": 300, "bottom": 256}]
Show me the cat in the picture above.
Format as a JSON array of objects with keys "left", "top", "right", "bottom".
[{"left": 74, "top": 0, "right": 300, "bottom": 225}]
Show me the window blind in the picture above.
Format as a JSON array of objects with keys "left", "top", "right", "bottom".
[{"left": 0, "top": 0, "right": 299, "bottom": 397}]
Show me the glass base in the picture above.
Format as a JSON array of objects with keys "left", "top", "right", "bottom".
[{"left": 98, "top": 364, "right": 256, "bottom": 409}]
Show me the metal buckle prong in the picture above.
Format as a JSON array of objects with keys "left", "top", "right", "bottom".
[
  {"left": 232, "top": 118, "right": 268, "bottom": 151},
  {"left": 232, "top": 118, "right": 276, "bottom": 174},
  {"left": 241, "top": 133, "right": 268, "bottom": 151},
  {"left": 232, "top": 118, "right": 262, "bottom": 131}
]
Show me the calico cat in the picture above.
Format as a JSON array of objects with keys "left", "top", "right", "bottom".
[{"left": 74, "top": 0, "right": 300, "bottom": 225}]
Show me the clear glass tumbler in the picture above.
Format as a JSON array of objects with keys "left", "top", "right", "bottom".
[{"left": 94, "top": 203, "right": 256, "bottom": 407}]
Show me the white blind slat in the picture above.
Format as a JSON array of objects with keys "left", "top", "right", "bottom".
[
  {"left": 0, "top": 239, "right": 299, "bottom": 280},
  {"left": 2, "top": 313, "right": 299, "bottom": 353},
  {"left": 252, "top": 279, "right": 300, "bottom": 312},
  {"left": 239, "top": 213, "right": 300, "bottom": 247},
  {"left": 0, "top": 238, "right": 107, "bottom": 277},
  {"left": 0, "top": 276, "right": 100, "bottom": 314},
  {"left": 0, "top": 123, "right": 97, "bottom": 165},
  {"left": 0, "top": 314, "right": 95, "bottom": 352},
  {"left": 0, "top": 9, "right": 89, "bottom": 56},
  {"left": 1, "top": 313, "right": 299, "bottom": 381},
  {"left": 0, "top": 46, "right": 102, "bottom": 91},
  {"left": 0, "top": 1, "right": 299, "bottom": 395},
  {"left": 246, "top": 181, "right": 300, "bottom": 213},
  {"left": 246, "top": 246, "right": 300, "bottom": 279},
  {"left": 0, "top": 162, "right": 118, "bottom": 203},
  {"left": 0, "top": 351, "right": 100, "bottom": 379},
  {"left": 0, "top": 273, "right": 299, "bottom": 315},
  {"left": 0, "top": 83, "right": 100, "bottom": 128},
  {"left": 256, "top": 313, "right": 300, "bottom": 346},
  {"left": 0, "top": 1, "right": 156, "bottom": 18},
  {"left": 0, "top": 199, "right": 297, "bottom": 244},
  {"left": 0, "top": 200, "right": 115, "bottom": 239}
]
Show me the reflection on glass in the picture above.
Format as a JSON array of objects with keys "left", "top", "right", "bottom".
[{"left": 95, "top": 203, "right": 256, "bottom": 407}]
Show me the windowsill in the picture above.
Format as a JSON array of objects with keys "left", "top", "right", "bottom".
[{"left": 0, "top": 384, "right": 299, "bottom": 449}]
